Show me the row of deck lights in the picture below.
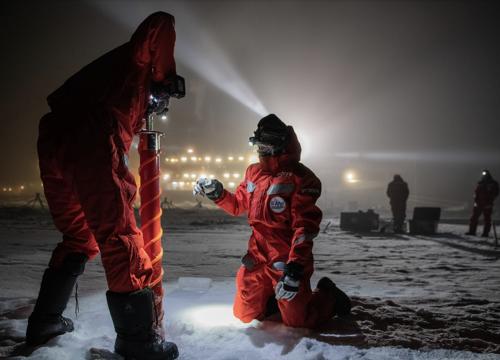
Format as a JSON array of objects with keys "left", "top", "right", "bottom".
[
  {"left": 165, "top": 156, "right": 247, "bottom": 163},
  {"left": 162, "top": 172, "right": 240, "bottom": 180},
  {"left": 2, "top": 185, "right": 25, "bottom": 192},
  {"left": 165, "top": 148, "right": 252, "bottom": 164}
]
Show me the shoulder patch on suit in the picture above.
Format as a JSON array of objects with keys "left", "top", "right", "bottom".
[{"left": 246, "top": 181, "right": 256, "bottom": 193}]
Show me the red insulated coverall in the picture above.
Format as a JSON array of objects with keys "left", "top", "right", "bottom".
[
  {"left": 38, "top": 12, "right": 177, "bottom": 293},
  {"left": 215, "top": 127, "right": 335, "bottom": 328},
  {"left": 470, "top": 177, "right": 499, "bottom": 232}
]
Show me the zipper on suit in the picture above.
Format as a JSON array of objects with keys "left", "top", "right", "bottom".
[{"left": 257, "top": 178, "right": 271, "bottom": 219}]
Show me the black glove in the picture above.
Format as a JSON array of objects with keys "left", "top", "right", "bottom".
[
  {"left": 275, "top": 262, "right": 303, "bottom": 301},
  {"left": 193, "top": 178, "right": 224, "bottom": 201},
  {"left": 206, "top": 179, "right": 223, "bottom": 200},
  {"left": 284, "top": 262, "right": 304, "bottom": 280}
]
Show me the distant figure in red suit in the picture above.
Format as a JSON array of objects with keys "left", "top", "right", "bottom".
[{"left": 466, "top": 169, "right": 499, "bottom": 237}]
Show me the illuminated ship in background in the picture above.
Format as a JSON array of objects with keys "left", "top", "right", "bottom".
[{"left": 151, "top": 148, "right": 258, "bottom": 192}]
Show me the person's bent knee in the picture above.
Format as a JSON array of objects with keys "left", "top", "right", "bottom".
[
  {"left": 236, "top": 313, "right": 255, "bottom": 323},
  {"left": 234, "top": 314, "right": 257, "bottom": 324},
  {"left": 233, "top": 304, "right": 260, "bottom": 323}
]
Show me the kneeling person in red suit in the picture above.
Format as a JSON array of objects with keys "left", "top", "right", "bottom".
[{"left": 194, "top": 114, "right": 351, "bottom": 328}]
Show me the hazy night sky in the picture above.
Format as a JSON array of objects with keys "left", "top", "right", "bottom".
[{"left": 1, "top": 0, "right": 499, "bottom": 208}]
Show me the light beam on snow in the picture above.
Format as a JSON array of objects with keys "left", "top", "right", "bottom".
[
  {"left": 90, "top": 0, "right": 268, "bottom": 117},
  {"left": 182, "top": 304, "right": 242, "bottom": 328}
]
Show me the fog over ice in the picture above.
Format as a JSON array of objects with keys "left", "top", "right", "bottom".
[{"left": 1, "top": 0, "right": 500, "bottom": 208}]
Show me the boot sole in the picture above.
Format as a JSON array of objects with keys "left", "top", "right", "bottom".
[{"left": 116, "top": 344, "right": 179, "bottom": 360}]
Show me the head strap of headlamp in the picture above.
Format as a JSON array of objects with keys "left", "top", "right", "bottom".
[{"left": 249, "top": 127, "right": 289, "bottom": 156}]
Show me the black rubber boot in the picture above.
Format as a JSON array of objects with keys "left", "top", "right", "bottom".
[
  {"left": 481, "top": 224, "right": 491, "bottom": 237},
  {"left": 466, "top": 224, "right": 477, "bottom": 236},
  {"left": 106, "top": 288, "right": 179, "bottom": 360},
  {"left": 317, "top": 277, "right": 352, "bottom": 317},
  {"left": 26, "top": 253, "right": 87, "bottom": 345}
]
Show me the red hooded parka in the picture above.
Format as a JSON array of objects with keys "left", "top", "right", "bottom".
[
  {"left": 38, "top": 12, "right": 177, "bottom": 293},
  {"left": 215, "top": 126, "right": 335, "bottom": 328}
]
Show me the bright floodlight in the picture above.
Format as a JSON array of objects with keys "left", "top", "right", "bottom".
[{"left": 344, "top": 171, "right": 359, "bottom": 184}]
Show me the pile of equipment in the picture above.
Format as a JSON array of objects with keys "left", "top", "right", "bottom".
[
  {"left": 340, "top": 209, "right": 380, "bottom": 232},
  {"left": 409, "top": 207, "right": 441, "bottom": 235}
]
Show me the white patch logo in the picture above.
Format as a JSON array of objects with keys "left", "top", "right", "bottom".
[{"left": 269, "top": 196, "right": 286, "bottom": 213}]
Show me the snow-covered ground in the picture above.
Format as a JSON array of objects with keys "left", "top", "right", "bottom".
[{"left": 1, "top": 207, "right": 499, "bottom": 359}]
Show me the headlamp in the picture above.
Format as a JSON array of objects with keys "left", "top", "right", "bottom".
[
  {"left": 147, "top": 75, "right": 186, "bottom": 117},
  {"left": 249, "top": 114, "right": 289, "bottom": 156},
  {"left": 249, "top": 129, "right": 288, "bottom": 156}
]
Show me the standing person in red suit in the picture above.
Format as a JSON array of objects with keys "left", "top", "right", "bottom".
[
  {"left": 466, "top": 169, "right": 499, "bottom": 237},
  {"left": 27, "top": 12, "right": 180, "bottom": 360},
  {"left": 194, "top": 114, "right": 351, "bottom": 328}
]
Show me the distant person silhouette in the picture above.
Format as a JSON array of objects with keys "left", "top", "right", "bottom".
[
  {"left": 466, "top": 169, "right": 499, "bottom": 237},
  {"left": 386, "top": 175, "right": 409, "bottom": 233}
]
